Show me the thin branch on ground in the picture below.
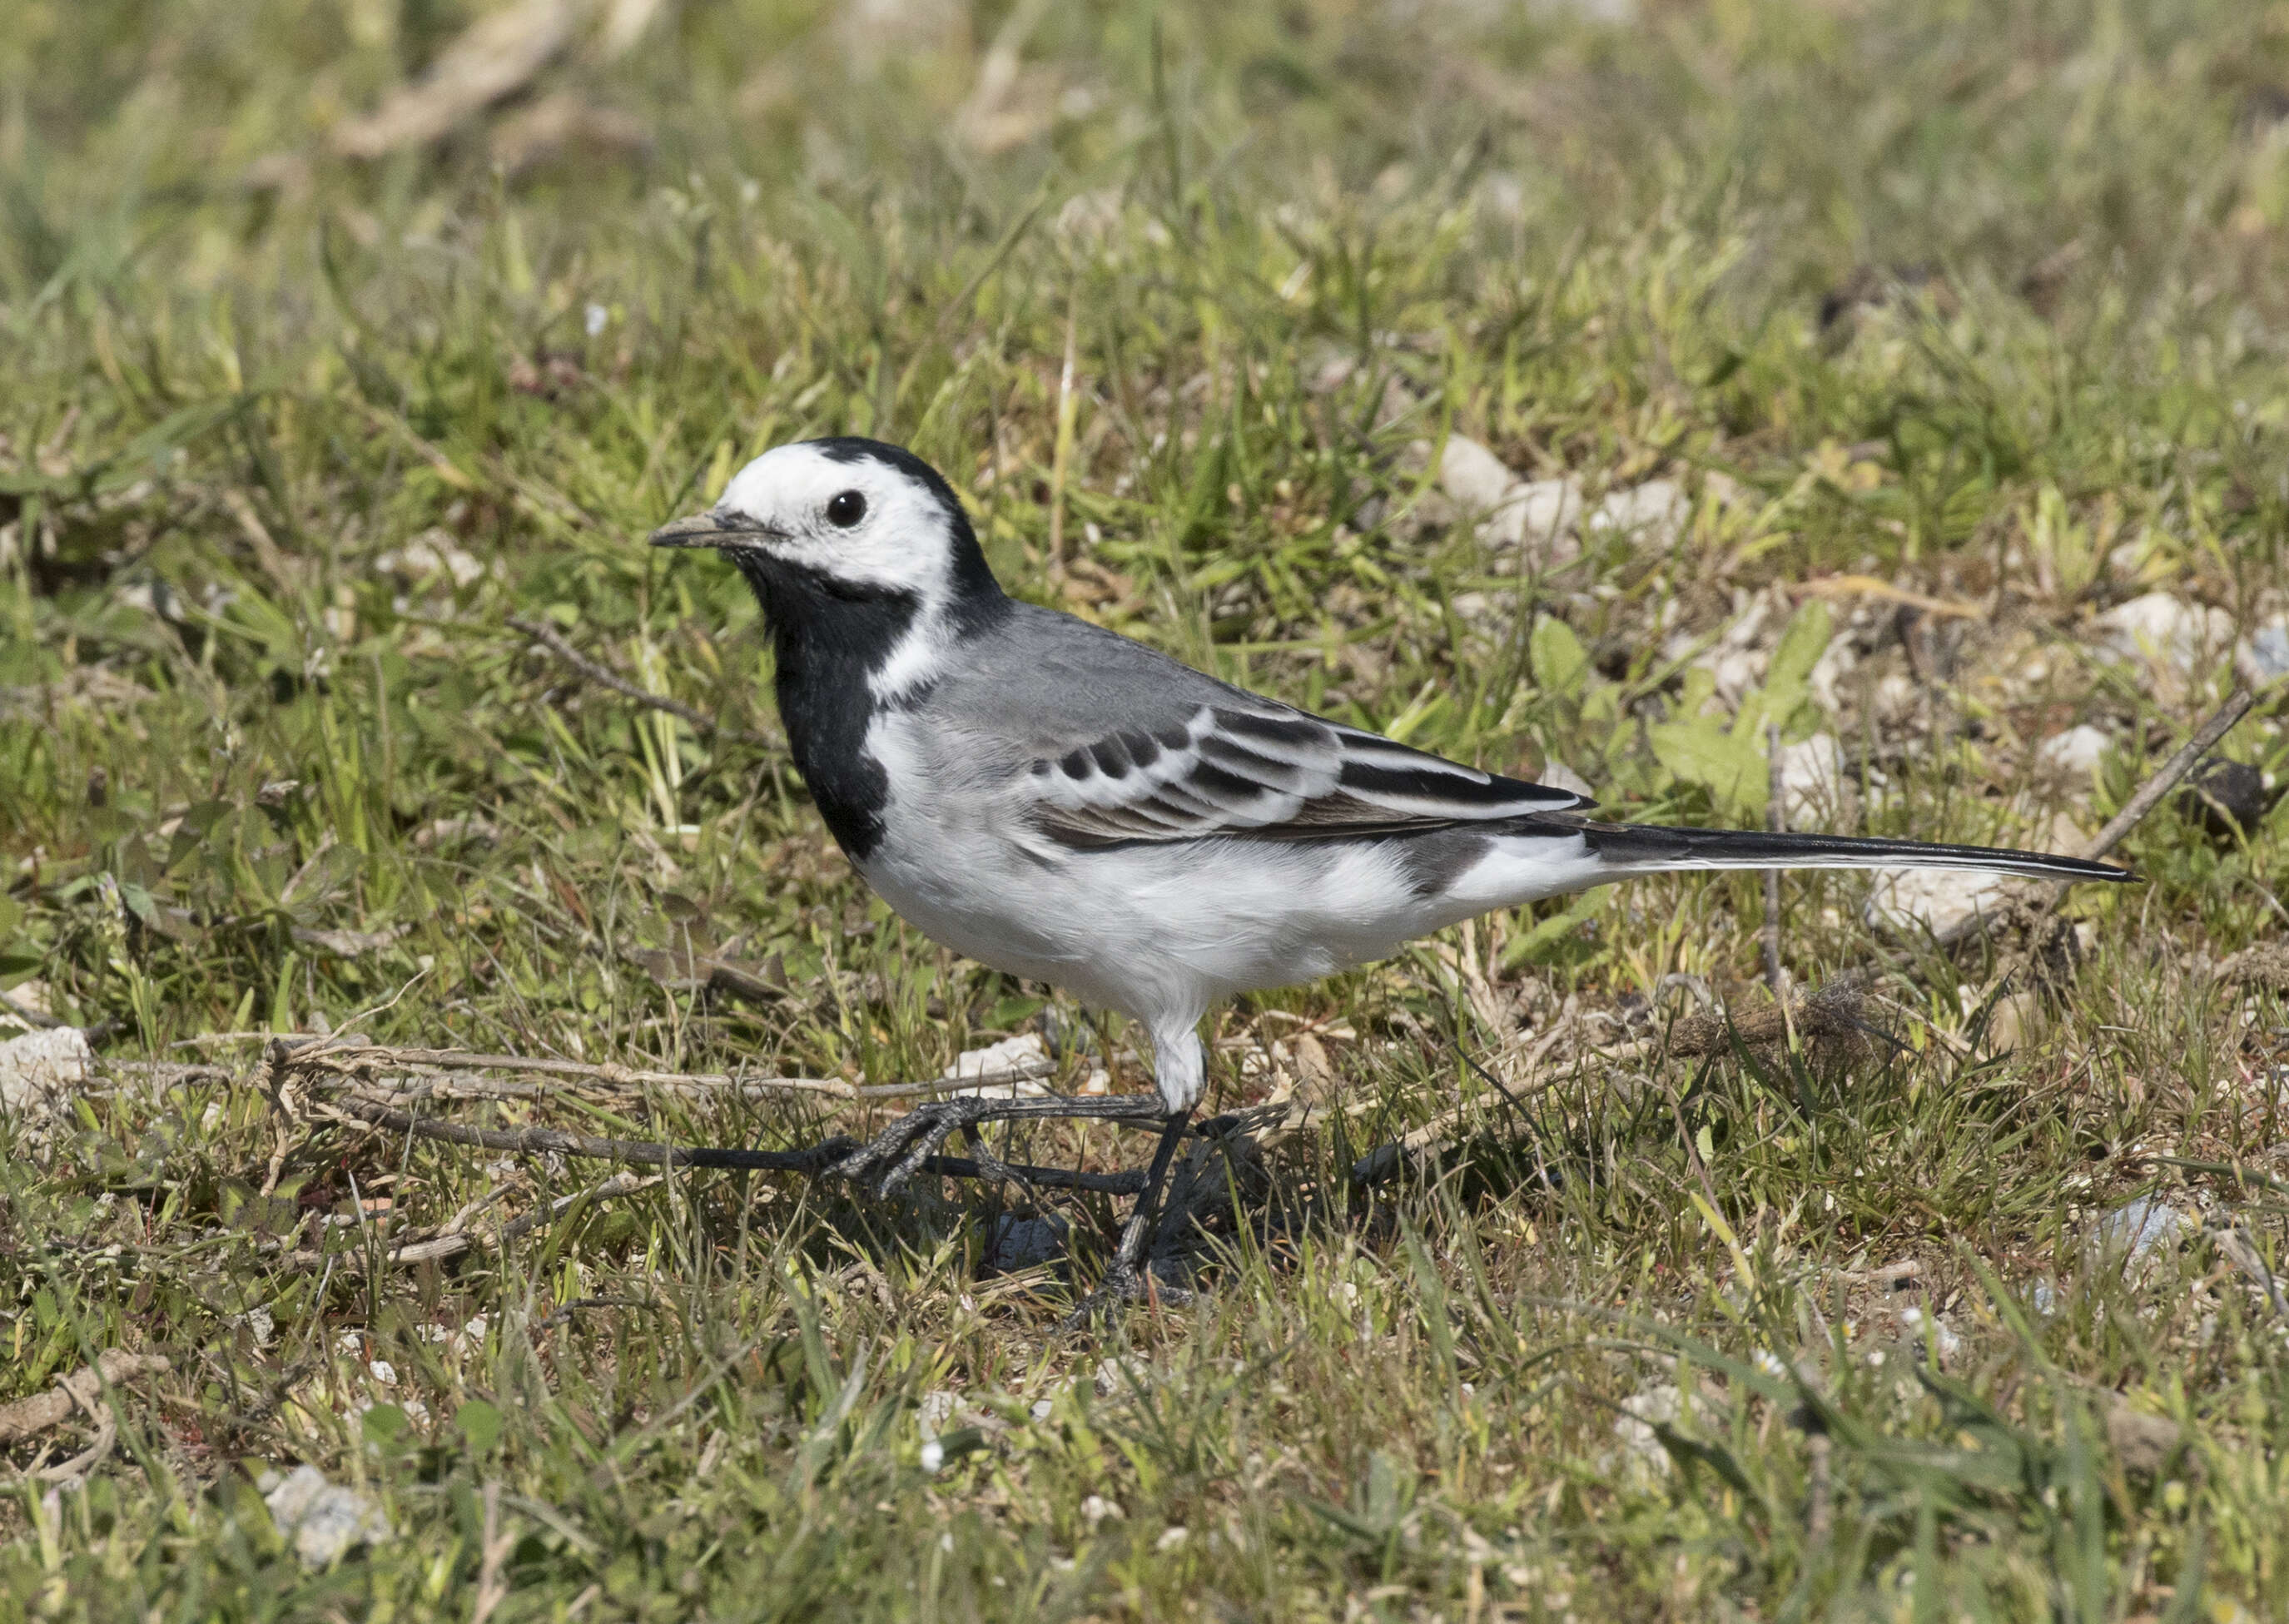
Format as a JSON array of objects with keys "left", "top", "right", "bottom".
[
  {"left": 1915, "top": 686, "right": 2255, "bottom": 953},
  {"left": 2074, "top": 686, "right": 2257, "bottom": 863},
  {"left": 319, "top": 1093, "right": 1154, "bottom": 1194},
  {"left": 277, "top": 1171, "right": 665, "bottom": 1272},
  {"left": 506, "top": 616, "right": 780, "bottom": 748},
  {"left": 0, "top": 988, "right": 64, "bottom": 1031},
  {"left": 148, "top": 1036, "right": 1060, "bottom": 1103},
  {"left": 0, "top": 1352, "right": 171, "bottom": 1447}
]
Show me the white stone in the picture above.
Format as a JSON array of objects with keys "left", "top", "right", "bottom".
[
  {"left": 261, "top": 1465, "right": 390, "bottom": 1568},
  {"left": 2094, "top": 593, "right": 2234, "bottom": 678},
  {"left": 1586, "top": 479, "right": 1688, "bottom": 549},
  {"left": 1863, "top": 867, "right": 2014, "bottom": 938},
  {"left": 916, "top": 1390, "right": 960, "bottom": 1439},
  {"left": 2238, "top": 620, "right": 2289, "bottom": 689},
  {"left": 1434, "top": 434, "right": 1517, "bottom": 512},
  {"left": 1430, "top": 435, "right": 1585, "bottom": 567},
  {"left": 1506, "top": 479, "right": 1586, "bottom": 550},
  {"left": 1706, "top": 647, "right": 1768, "bottom": 708},
  {"left": 0, "top": 1026, "right": 92, "bottom": 1126},
  {"left": 1539, "top": 760, "right": 1596, "bottom": 799},
  {"left": 1775, "top": 734, "right": 1848, "bottom": 824},
  {"left": 941, "top": 1032, "right": 1053, "bottom": 1097},
  {"left": 2034, "top": 724, "right": 2110, "bottom": 778},
  {"left": 1870, "top": 669, "right": 1920, "bottom": 725},
  {"left": 375, "top": 528, "right": 487, "bottom": 589},
  {"left": 1081, "top": 1494, "right": 1124, "bottom": 1527},
  {"left": 1612, "top": 1383, "right": 1681, "bottom": 1477},
  {"left": 2092, "top": 1196, "right": 2193, "bottom": 1277},
  {"left": 1808, "top": 638, "right": 1859, "bottom": 713}
]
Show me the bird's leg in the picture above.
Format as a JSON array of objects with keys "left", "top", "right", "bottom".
[
  {"left": 831, "top": 1092, "right": 1160, "bottom": 1199},
  {"left": 1056, "top": 1022, "right": 1206, "bottom": 1329},
  {"left": 1065, "top": 1109, "right": 1194, "bottom": 1324}
]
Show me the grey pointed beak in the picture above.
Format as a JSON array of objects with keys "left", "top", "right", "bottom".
[{"left": 648, "top": 509, "right": 782, "bottom": 549}]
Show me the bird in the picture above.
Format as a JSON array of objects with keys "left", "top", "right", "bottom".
[{"left": 650, "top": 435, "right": 2131, "bottom": 1315}]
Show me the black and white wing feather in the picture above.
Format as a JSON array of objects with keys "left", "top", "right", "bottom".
[{"left": 1024, "top": 705, "right": 1585, "bottom": 847}]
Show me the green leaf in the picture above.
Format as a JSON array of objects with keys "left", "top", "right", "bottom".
[
  {"left": 1646, "top": 1418, "right": 1757, "bottom": 1498},
  {"left": 1743, "top": 601, "right": 1832, "bottom": 737},
  {"left": 1648, "top": 707, "right": 1766, "bottom": 815},
  {"left": 1499, "top": 885, "right": 1614, "bottom": 970},
  {"left": 362, "top": 1403, "right": 410, "bottom": 1448},
  {"left": 455, "top": 1398, "right": 504, "bottom": 1455},
  {"left": 1529, "top": 616, "right": 1591, "bottom": 698}
]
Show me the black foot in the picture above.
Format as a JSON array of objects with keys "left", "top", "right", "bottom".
[
  {"left": 1057, "top": 1260, "right": 1194, "bottom": 1333},
  {"left": 829, "top": 1092, "right": 1158, "bottom": 1199},
  {"left": 1056, "top": 1108, "right": 1196, "bottom": 1332},
  {"left": 830, "top": 1097, "right": 1001, "bottom": 1198}
]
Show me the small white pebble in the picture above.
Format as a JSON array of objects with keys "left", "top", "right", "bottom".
[
  {"left": 920, "top": 1440, "right": 946, "bottom": 1474},
  {"left": 367, "top": 1360, "right": 397, "bottom": 1386},
  {"left": 585, "top": 302, "right": 609, "bottom": 337},
  {"left": 1081, "top": 1495, "right": 1123, "bottom": 1527},
  {"left": 1030, "top": 1399, "right": 1054, "bottom": 1423},
  {"left": 1156, "top": 1526, "right": 1189, "bottom": 1552}
]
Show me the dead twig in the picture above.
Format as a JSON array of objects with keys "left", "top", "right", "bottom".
[
  {"left": 1792, "top": 575, "right": 1986, "bottom": 620},
  {"left": 0, "top": 988, "right": 64, "bottom": 1031},
  {"left": 0, "top": 1347, "right": 169, "bottom": 1448},
  {"left": 278, "top": 1171, "right": 667, "bottom": 1271},
  {"left": 507, "top": 616, "right": 778, "bottom": 749},
  {"left": 1805, "top": 1433, "right": 1833, "bottom": 1542},
  {"left": 1910, "top": 687, "right": 2257, "bottom": 955},
  {"left": 2212, "top": 942, "right": 2289, "bottom": 995},
  {"left": 471, "top": 1480, "right": 514, "bottom": 1624},
  {"left": 324, "top": 1095, "right": 1153, "bottom": 1195},
  {"left": 1665, "top": 981, "right": 1883, "bottom": 1060},
  {"left": 182, "top": 1035, "right": 1057, "bottom": 1104},
  {"left": 2073, "top": 688, "right": 2257, "bottom": 866}
]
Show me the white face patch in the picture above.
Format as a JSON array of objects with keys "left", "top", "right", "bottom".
[{"left": 714, "top": 443, "right": 964, "bottom": 608}]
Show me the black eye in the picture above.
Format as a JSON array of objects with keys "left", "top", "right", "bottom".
[{"left": 826, "top": 489, "right": 866, "bottom": 528}]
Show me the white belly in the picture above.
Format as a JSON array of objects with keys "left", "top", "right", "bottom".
[{"left": 861, "top": 825, "right": 1469, "bottom": 1028}]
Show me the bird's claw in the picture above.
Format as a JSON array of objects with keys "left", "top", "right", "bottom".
[
  {"left": 1057, "top": 1261, "right": 1193, "bottom": 1333},
  {"left": 830, "top": 1097, "right": 991, "bottom": 1198}
]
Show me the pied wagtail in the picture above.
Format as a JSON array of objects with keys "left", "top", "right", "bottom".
[{"left": 653, "top": 436, "right": 2128, "bottom": 1312}]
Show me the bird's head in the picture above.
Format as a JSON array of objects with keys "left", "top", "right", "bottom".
[{"left": 649, "top": 437, "right": 1002, "bottom": 613}]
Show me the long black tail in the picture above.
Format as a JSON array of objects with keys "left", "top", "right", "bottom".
[{"left": 1572, "top": 820, "right": 2132, "bottom": 886}]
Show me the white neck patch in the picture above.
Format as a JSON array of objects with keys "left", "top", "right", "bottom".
[{"left": 869, "top": 607, "right": 956, "bottom": 703}]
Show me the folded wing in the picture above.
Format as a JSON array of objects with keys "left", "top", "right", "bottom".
[{"left": 1025, "top": 705, "right": 1585, "bottom": 847}]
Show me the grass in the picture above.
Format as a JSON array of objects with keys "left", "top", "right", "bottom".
[{"left": 3, "top": 0, "right": 2289, "bottom": 1617}]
